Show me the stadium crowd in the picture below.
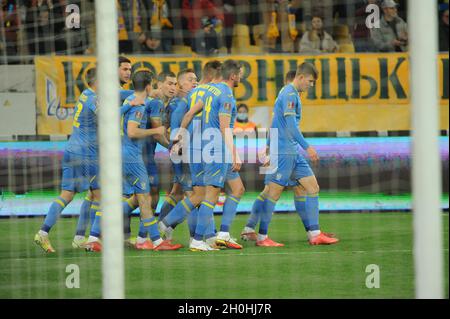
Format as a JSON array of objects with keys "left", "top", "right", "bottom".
[{"left": 1, "top": 0, "right": 448, "bottom": 63}]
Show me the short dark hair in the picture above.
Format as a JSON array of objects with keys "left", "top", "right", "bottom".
[
  {"left": 202, "top": 60, "right": 222, "bottom": 80},
  {"left": 132, "top": 70, "right": 153, "bottom": 91},
  {"left": 221, "top": 59, "right": 241, "bottom": 81},
  {"left": 237, "top": 103, "right": 249, "bottom": 112},
  {"left": 285, "top": 70, "right": 297, "bottom": 83},
  {"left": 177, "top": 68, "right": 196, "bottom": 80},
  {"left": 86, "top": 68, "right": 96, "bottom": 86},
  {"left": 296, "top": 62, "right": 318, "bottom": 80},
  {"left": 119, "top": 56, "right": 131, "bottom": 66},
  {"left": 157, "top": 71, "right": 176, "bottom": 83}
]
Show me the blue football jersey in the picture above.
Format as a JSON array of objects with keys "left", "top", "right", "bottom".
[
  {"left": 121, "top": 94, "right": 150, "bottom": 163},
  {"left": 66, "top": 88, "right": 98, "bottom": 158},
  {"left": 270, "top": 84, "right": 303, "bottom": 155},
  {"left": 202, "top": 82, "right": 236, "bottom": 131},
  {"left": 168, "top": 96, "right": 189, "bottom": 133},
  {"left": 186, "top": 84, "right": 221, "bottom": 150},
  {"left": 143, "top": 97, "right": 164, "bottom": 157}
]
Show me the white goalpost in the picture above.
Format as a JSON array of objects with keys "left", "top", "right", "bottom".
[
  {"left": 95, "top": 0, "right": 125, "bottom": 298},
  {"left": 409, "top": 0, "right": 444, "bottom": 299}
]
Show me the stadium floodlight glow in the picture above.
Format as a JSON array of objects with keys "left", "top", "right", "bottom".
[
  {"left": 95, "top": 0, "right": 124, "bottom": 299},
  {"left": 409, "top": 0, "right": 444, "bottom": 299}
]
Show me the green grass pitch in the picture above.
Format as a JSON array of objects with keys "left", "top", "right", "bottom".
[{"left": 0, "top": 213, "right": 448, "bottom": 299}]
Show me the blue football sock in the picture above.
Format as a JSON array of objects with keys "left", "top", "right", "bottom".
[
  {"left": 141, "top": 217, "right": 161, "bottom": 242},
  {"left": 294, "top": 195, "right": 309, "bottom": 231},
  {"left": 158, "top": 195, "right": 177, "bottom": 222},
  {"left": 187, "top": 207, "right": 198, "bottom": 237},
  {"left": 90, "top": 201, "right": 100, "bottom": 227},
  {"left": 163, "top": 198, "right": 195, "bottom": 228},
  {"left": 41, "top": 196, "right": 68, "bottom": 233},
  {"left": 220, "top": 194, "right": 240, "bottom": 232},
  {"left": 305, "top": 194, "right": 320, "bottom": 231},
  {"left": 258, "top": 197, "right": 277, "bottom": 235},
  {"left": 138, "top": 220, "right": 147, "bottom": 238},
  {"left": 205, "top": 214, "right": 217, "bottom": 239},
  {"left": 194, "top": 200, "right": 215, "bottom": 241},
  {"left": 89, "top": 210, "right": 102, "bottom": 238},
  {"left": 122, "top": 198, "right": 137, "bottom": 239},
  {"left": 75, "top": 197, "right": 92, "bottom": 236},
  {"left": 246, "top": 192, "right": 266, "bottom": 229}
]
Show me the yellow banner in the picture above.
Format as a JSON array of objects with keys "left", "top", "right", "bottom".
[{"left": 35, "top": 53, "right": 449, "bottom": 134}]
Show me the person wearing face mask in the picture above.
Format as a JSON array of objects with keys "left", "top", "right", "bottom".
[{"left": 233, "top": 103, "right": 257, "bottom": 135}]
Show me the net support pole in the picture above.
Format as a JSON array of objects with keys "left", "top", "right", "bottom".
[
  {"left": 409, "top": 0, "right": 443, "bottom": 299},
  {"left": 95, "top": 0, "right": 124, "bottom": 299}
]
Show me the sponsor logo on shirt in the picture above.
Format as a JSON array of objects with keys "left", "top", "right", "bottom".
[{"left": 287, "top": 101, "right": 295, "bottom": 109}]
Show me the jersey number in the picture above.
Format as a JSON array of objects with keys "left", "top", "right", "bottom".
[
  {"left": 204, "top": 96, "right": 213, "bottom": 124},
  {"left": 72, "top": 102, "right": 83, "bottom": 128},
  {"left": 190, "top": 90, "right": 205, "bottom": 118}
]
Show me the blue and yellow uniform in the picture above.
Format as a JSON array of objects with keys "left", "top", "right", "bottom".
[
  {"left": 62, "top": 88, "right": 99, "bottom": 192},
  {"left": 167, "top": 96, "right": 192, "bottom": 191},
  {"left": 201, "top": 82, "right": 239, "bottom": 188},
  {"left": 266, "top": 83, "right": 313, "bottom": 186},
  {"left": 142, "top": 97, "right": 164, "bottom": 187},
  {"left": 185, "top": 85, "right": 206, "bottom": 187},
  {"left": 121, "top": 94, "right": 151, "bottom": 195}
]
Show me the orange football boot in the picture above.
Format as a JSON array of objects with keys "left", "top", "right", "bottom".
[
  {"left": 135, "top": 240, "right": 154, "bottom": 250},
  {"left": 309, "top": 233, "right": 339, "bottom": 245},
  {"left": 256, "top": 237, "right": 284, "bottom": 247},
  {"left": 154, "top": 240, "right": 183, "bottom": 251}
]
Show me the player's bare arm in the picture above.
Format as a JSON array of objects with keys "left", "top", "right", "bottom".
[
  {"left": 127, "top": 121, "right": 166, "bottom": 139},
  {"left": 150, "top": 118, "right": 170, "bottom": 148},
  {"left": 176, "top": 99, "right": 204, "bottom": 143}
]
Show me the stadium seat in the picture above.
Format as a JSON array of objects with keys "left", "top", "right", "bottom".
[
  {"left": 173, "top": 45, "right": 193, "bottom": 55},
  {"left": 252, "top": 24, "right": 265, "bottom": 47},
  {"left": 232, "top": 24, "right": 251, "bottom": 51},
  {"left": 338, "top": 41, "right": 355, "bottom": 53}
]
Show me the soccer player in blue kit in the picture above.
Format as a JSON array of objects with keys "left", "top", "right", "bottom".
[
  {"left": 84, "top": 70, "right": 182, "bottom": 252},
  {"left": 71, "top": 56, "right": 134, "bottom": 249},
  {"left": 156, "top": 69, "right": 198, "bottom": 230},
  {"left": 249, "top": 63, "right": 339, "bottom": 247},
  {"left": 34, "top": 69, "right": 100, "bottom": 253},
  {"left": 158, "top": 62, "right": 222, "bottom": 248},
  {"left": 241, "top": 70, "right": 337, "bottom": 245},
  {"left": 189, "top": 59, "right": 246, "bottom": 251}
]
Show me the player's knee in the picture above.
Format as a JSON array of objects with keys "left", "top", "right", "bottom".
[
  {"left": 232, "top": 184, "right": 245, "bottom": 198},
  {"left": 60, "top": 191, "right": 75, "bottom": 203},
  {"left": 190, "top": 194, "right": 203, "bottom": 207},
  {"left": 306, "top": 184, "right": 320, "bottom": 196}
]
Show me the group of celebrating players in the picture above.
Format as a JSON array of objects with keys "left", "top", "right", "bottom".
[{"left": 34, "top": 56, "right": 338, "bottom": 254}]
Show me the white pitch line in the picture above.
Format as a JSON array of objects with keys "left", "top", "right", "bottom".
[{"left": 3, "top": 248, "right": 449, "bottom": 262}]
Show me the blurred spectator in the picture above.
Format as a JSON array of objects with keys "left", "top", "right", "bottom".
[
  {"left": 233, "top": 103, "right": 257, "bottom": 135},
  {"left": 137, "top": 30, "right": 163, "bottom": 54},
  {"left": 299, "top": 14, "right": 338, "bottom": 54},
  {"left": 194, "top": 16, "right": 219, "bottom": 55},
  {"left": 181, "top": 0, "right": 224, "bottom": 46},
  {"left": 23, "top": 0, "right": 67, "bottom": 55},
  {"left": 439, "top": 5, "right": 449, "bottom": 51},
  {"left": 138, "top": 0, "right": 173, "bottom": 53},
  {"left": 370, "top": 0, "right": 408, "bottom": 52},
  {"left": 0, "top": 0, "right": 20, "bottom": 57},
  {"left": 64, "top": 0, "right": 90, "bottom": 55},
  {"left": 117, "top": 0, "right": 141, "bottom": 53},
  {"left": 352, "top": 0, "right": 379, "bottom": 52}
]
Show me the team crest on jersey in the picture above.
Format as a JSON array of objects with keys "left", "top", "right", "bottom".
[
  {"left": 140, "top": 182, "right": 146, "bottom": 189},
  {"left": 287, "top": 101, "right": 295, "bottom": 109},
  {"left": 135, "top": 111, "right": 143, "bottom": 120},
  {"left": 224, "top": 103, "right": 231, "bottom": 110}
]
